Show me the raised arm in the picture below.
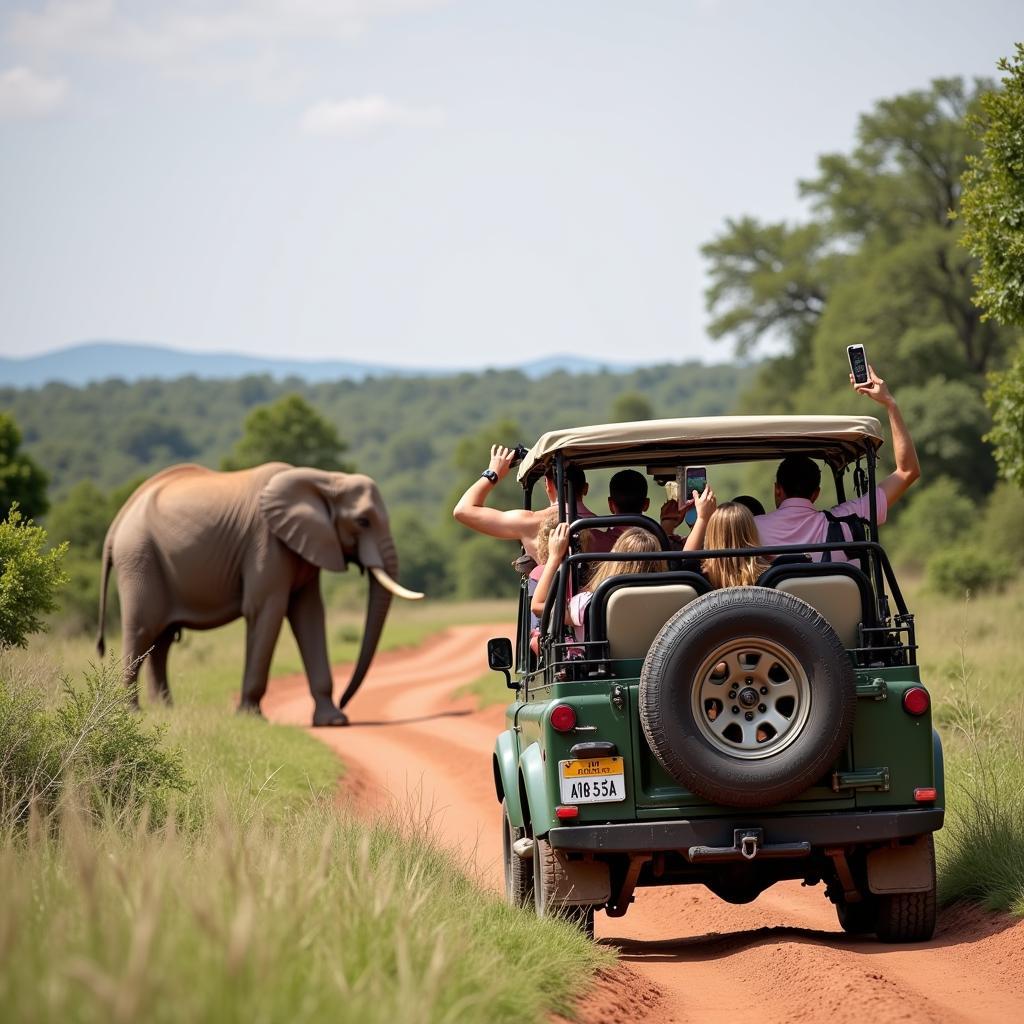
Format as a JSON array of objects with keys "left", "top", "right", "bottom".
[
  {"left": 531, "top": 523, "right": 570, "bottom": 617},
  {"left": 853, "top": 366, "right": 921, "bottom": 507},
  {"left": 682, "top": 486, "right": 717, "bottom": 551},
  {"left": 452, "top": 444, "right": 537, "bottom": 540}
]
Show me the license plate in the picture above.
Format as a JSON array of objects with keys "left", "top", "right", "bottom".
[{"left": 558, "top": 756, "right": 626, "bottom": 804}]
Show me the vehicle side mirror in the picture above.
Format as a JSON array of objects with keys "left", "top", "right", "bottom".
[{"left": 487, "top": 637, "right": 517, "bottom": 689}]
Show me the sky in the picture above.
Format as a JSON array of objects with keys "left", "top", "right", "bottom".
[{"left": 1, "top": 0, "right": 1020, "bottom": 369}]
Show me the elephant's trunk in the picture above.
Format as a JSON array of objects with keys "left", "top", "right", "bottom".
[{"left": 336, "top": 535, "right": 399, "bottom": 711}]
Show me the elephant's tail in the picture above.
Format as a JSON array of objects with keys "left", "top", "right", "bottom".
[{"left": 97, "top": 531, "right": 113, "bottom": 658}]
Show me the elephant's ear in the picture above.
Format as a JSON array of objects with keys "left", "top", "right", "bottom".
[{"left": 259, "top": 468, "right": 346, "bottom": 572}]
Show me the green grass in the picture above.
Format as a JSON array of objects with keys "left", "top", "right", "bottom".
[
  {"left": 907, "top": 578, "right": 1024, "bottom": 914},
  {"left": 1, "top": 597, "right": 609, "bottom": 1023}
]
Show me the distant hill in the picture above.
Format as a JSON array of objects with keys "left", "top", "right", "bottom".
[{"left": 0, "top": 341, "right": 638, "bottom": 388}]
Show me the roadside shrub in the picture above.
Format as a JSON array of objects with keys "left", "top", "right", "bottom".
[
  {"left": 0, "top": 507, "right": 69, "bottom": 648},
  {"left": 979, "top": 482, "right": 1024, "bottom": 567},
  {"left": 926, "top": 548, "right": 1014, "bottom": 596},
  {"left": 0, "top": 659, "right": 189, "bottom": 828},
  {"left": 885, "top": 477, "right": 976, "bottom": 570}
]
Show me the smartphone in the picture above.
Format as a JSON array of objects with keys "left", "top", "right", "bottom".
[
  {"left": 682, "top": 465, "right": 708, "bottom": 528},
  {"left": 847, "top": 344, "right": 870, "bottom": 386}
]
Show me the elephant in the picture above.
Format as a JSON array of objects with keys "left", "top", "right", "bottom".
[{"left": 96, "top": 462, "right": 423, "bottom": 726}]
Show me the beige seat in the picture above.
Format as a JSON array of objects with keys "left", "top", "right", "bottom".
[
  {"left": 775, "top": 575, "right": 863, "bottom": 648},
  {"left": 605, "top": 584, "right": 702, "bottom": 660}
]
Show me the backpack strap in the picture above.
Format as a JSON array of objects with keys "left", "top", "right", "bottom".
[{"left": 821, "top": 509, "right": 867, "bottom": 566}]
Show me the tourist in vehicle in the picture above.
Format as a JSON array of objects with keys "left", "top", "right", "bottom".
[
  {"left": 658, "top": 483, "right": 718, "bottom": 549},
  {"left": 452, "top": 445, "right": 597, "bottom": 566},
  {"left": 732, "top": 494, "right": 766, "bottom": 517},
  {"left": 754, "top": 364, "right": 920, "bottom": 561},
  {"left": 700, "top": 502, "right": 773, "bottom": 588},
  {"left": 588, "top": 468, "right": 652, "bottom": 553},
  {"left": 532, "top": 524, "right": 667, "bottom": 641}
]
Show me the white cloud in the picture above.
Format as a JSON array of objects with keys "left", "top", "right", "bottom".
[
  {"left": 0, "top": 66, "right": 67, "bottom": 119},
  {"left": 300, "top": 95, "right": 443, "bottom": 137}
]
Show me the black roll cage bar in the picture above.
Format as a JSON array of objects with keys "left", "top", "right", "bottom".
[{"left": 518, "top": 441, "right": 903, "bottom": 679}]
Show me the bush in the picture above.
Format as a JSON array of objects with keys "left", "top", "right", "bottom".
[
  {"left": 0, "top": 660, "right": 190, "bottom": 827},
  {"left": 980, "top": 482, "right": 1024, "bottom": 567},
  {"left": 0, "top": 507, "right": 68, "bottom": 648},
  {"left": 926, "top": 548, "right": 1014, "bottom": 596},
  {"left": 885, "top": 477, "right": 976, "bottom": 569}
]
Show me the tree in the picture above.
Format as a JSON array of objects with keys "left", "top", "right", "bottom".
[
  {"left": 46, "top": 480, "right": 117, "bottom": 560},
  {"left": 222, "top": 394, "right": 353, "bottom": 471},
  {"left": 0, "top": 413, "right": 50, "bottom": 519},
  {"left": 611, "top": 392, "right": 655, "bottom": 422},
  {"left": 0, "top": 507, "right": 68, "bottom": 648},
  {"left": 960, "top": 45, "right": 1024, "bottom": 327},
  {"left": 985, "top": 346, "right": 1024, "bottom": 490}
]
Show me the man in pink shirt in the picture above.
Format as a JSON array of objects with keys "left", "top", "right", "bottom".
[{"left": 755, "top": 365, "right": 921, "bottom": 562}]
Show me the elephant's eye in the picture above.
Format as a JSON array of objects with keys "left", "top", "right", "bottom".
[{"left": 356, "top": 516, "right": 371, "bottom": 528}]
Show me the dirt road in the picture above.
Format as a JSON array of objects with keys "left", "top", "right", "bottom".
[{"left": 263, "top": 624, "right": 1024, "bottom": 1024}]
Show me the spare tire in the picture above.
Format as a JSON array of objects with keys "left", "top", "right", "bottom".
[{"left": 639, "top": 587, "right": 856, "bottom": 809}]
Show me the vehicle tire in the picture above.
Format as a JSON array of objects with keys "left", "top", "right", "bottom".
[
  {"left": 533, "top": 838, "right": 596, "bottom": 939},
  {"left": 874, "top": 835, "right": 937, "bottom": 943},
  {"left": 502, "top": 800, "right": 533, "bottom": 909},
  {"left": 836, "top": 896, "right": 878, "bottom": 935},
  {"left": 639, "top": 587, "right": 857, "bottom": 809}
]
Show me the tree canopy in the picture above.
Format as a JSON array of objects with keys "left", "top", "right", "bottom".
[
  {"left": 0, "top": 414, "right": 50, "bottom": 520},
  {"left": 702, "top": 76, "right": 1015, "bottom": 494},
  {"left": 221, "top": 393, "right": 353, "bottom": 472}
]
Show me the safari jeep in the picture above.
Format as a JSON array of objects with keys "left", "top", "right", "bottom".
[{"left": 488, "top": 416, "right": 942, "bottom": 941}]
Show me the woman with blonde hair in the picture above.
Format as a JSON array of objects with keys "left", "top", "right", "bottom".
[
  {"left": 532, "top": 524, "right": 666, "bottom": 640},
  {"left": 700, "top": 501, "right": 772, "bottom": 589}
]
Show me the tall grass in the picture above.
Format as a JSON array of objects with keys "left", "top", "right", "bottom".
[
  {"left": 1, "top": 598, "right": 609, "bottom": 1023},
  {"left": 911, "top": 581, "right": 1024, "bottom": 914},
  {"left": 0, "top": 799, "right": 608, "bottom": 1024}
]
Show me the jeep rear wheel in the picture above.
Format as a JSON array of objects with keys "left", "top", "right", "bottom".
[
  {"left": 639, "top": 587, "right": 857, "bottom": 809},
  {"left": 502, "top": 800, "right": 533, "bottom": 909},
  {"left": 533, "top": 838, "right": 595, "bottom": 938},
  {"left": 874, "top": 835, "right": 937, "bottom": 943}
]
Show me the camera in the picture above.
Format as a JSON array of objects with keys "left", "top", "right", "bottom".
[{"left": 510, "top": 443, "right": 530, "bottom": 466}]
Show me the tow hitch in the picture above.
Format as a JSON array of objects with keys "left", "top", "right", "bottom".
[{"left": 688, "top": 828, "right": 811, "bottom": 864}]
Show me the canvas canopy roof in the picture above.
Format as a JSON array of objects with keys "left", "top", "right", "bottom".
[{"left": 516, "top": 415, "right": 885, "bottom": 485}]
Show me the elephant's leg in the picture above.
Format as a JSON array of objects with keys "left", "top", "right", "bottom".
[
  {"left": 146, "top": 628, "right": 175, "bottom": 706},
  {"left": 120, "top": 606, "right": 162, "bottom": 711},
  {"left": 287, "top": 579, "right": 347, "bottom": 727},
  {"left": 238, "top": 599, "right": 287, "bottom": 715}
]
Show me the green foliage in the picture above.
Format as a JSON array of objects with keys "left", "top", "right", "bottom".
[
  {"left": 979, "top": 481, "right": 1024, "bottom": 565},
  {"left": 0, "top": 508, "right": 68, "bottom": 648},
  {"left": 45, "top": 479, "right": 115, "bottom": 560},
  {"left": 453, "top": 535, "right": 521, "bottom": 600},
  {"left": 222, "top": 393, "right": 353, "bottom": 472},
  {"left": 960, "top": 45, "right": 1024, "bottom": 326},
  {"left": 926, "top": 548, "right": 1013, "bottom": 596},
  {"left": 0, "top": 659, "right": 190, "bottom": 827},
  {"left": 885, "top": 478, "right": 976, "bottom": 569},
  {"left": 610, "top": 391, "right": 655, "bottom": 422},
  {"left": 0, "top": 413, "right": 49, "bottom": 519},
  {"left": 984, "top": 345, "right": 1024, "bottom": 490}
]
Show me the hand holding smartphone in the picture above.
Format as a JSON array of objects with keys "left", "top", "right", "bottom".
[
  {"left": 681, "top": 465, "right": 708, "bottom": 528},
  {"left": 847, "top": 344, "right": 870, "bottom": 386}
]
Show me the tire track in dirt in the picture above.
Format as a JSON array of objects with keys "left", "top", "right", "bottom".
[{"left": 263, "top": 624, "right": 1024, "bottom": 1024}]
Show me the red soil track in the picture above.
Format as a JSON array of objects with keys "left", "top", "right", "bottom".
[{"left": 263, "top": 624, "right": 1024, "bottom": 1024}]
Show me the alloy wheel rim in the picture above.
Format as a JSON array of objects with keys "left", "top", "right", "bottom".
[{"left": 690, "top": 637, "right": 811, "bottom": 760}]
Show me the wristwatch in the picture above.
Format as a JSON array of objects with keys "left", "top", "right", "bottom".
[{"left": 481, "top": 469, "right": 499, "bottom": 485}]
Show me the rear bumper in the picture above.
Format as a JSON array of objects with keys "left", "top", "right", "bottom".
[{"left": 546, "top": 807, "right": 944, "bottom": 853}]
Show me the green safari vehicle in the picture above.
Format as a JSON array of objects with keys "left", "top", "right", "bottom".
[{"left": 488, "top": 415, "right": 942, "bottom": 941}]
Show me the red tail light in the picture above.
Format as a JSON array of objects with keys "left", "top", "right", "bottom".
[
  {"left": 550, "top": 704, "right": 577, "bottom": 732},
  {"left": 903, "top": 687, "right": 930, "bottom": 716},
  {"left": 914, "top": 787, "right": 937, "bottom": 802},
  {"left": 555, "top": 805, "right": 579, "bottom": 819}
]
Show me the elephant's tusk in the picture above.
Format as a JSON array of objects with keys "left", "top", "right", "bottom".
[{"left": 369, "top": 566, "right": 424, "bottom": 601}]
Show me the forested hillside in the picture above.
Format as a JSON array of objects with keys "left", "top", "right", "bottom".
[{"left": 3, "top": 361, "right": 749, "bottom": 611}]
